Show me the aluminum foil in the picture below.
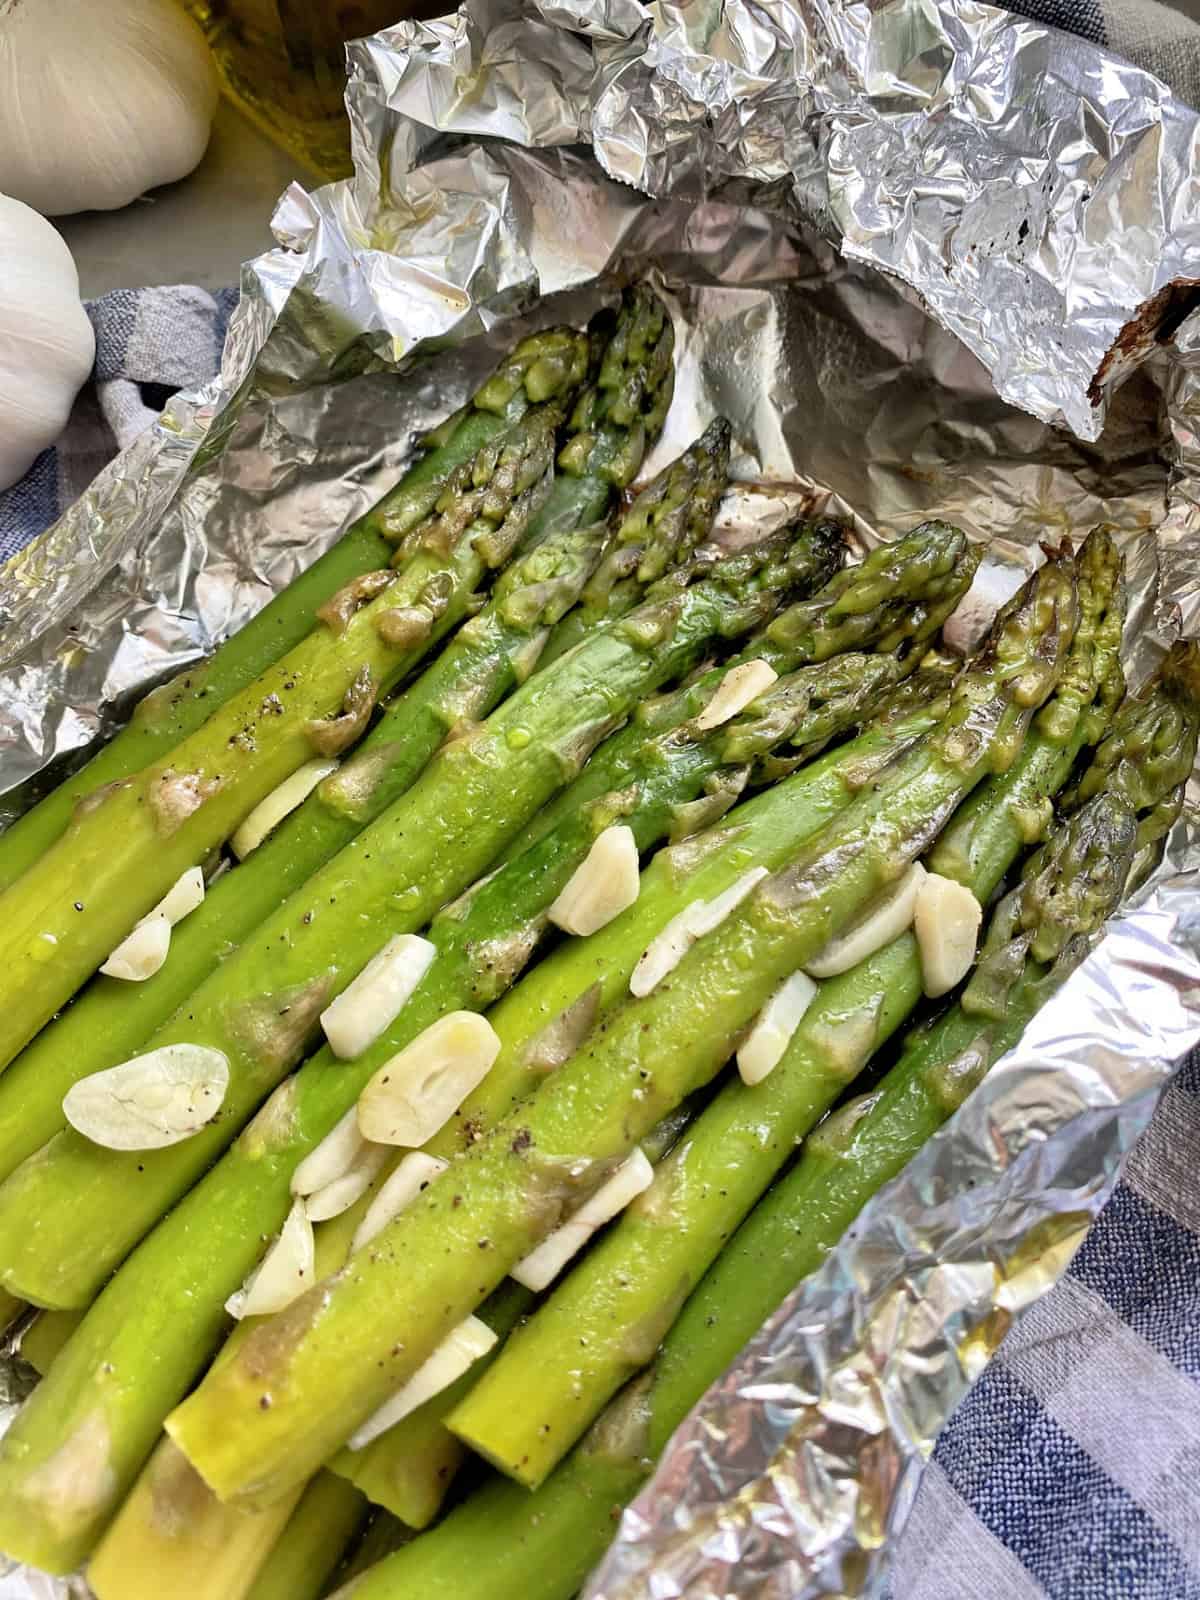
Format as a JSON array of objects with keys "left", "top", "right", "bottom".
[{"left": 2, "top": 0, "right": 1200, "bottom": 1595}]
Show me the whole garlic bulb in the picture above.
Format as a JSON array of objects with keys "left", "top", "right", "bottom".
[
  {"left": 0, "top": 0, "right": 218, "bottom": 216},
  {"left": 0, "top": 194, "right": 95, "bottom": 492}
]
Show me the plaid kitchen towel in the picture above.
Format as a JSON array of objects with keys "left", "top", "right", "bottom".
[{"left": 890, "top": 1048, "right": 1200, "bottom": 1598}]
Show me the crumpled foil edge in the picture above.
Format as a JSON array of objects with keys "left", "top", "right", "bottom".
[{"left": 1, "top": 2, "right": 1200, "bottom": 1596}]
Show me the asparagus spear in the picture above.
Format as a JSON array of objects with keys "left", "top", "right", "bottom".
[
  {"left": 0, "top": 391, "right": 703, "bottom": 1193},
  {"left": 928, "top": 527, "right": 1126, "bottom": 890},
  {"left": 326, "top": 1103, "right": 693, "bottom": 1530},
  {"left": 327, "top": 797, "right": 1154, "bottom": 1600},
  {"left": 654, "top": 793, "right": 1153, "bottom": 1418},
  {"left": 164, "top": 555, "right": 1074, "bottom": 1506},
  {"left": 0, "top": 486, "right": 819, "bottom": 1320},
  {"left": 1060, "top": 637, "right": 1200, "bottom": 880},
  {"left": 0, "top": 287, "right": 674, "bottom": 1071},
  {"left": 0, "top": 398, "right": 582, "bottom": 1072},
  {"left": 0, "top": 326, "right": 591, "bottom": 897},
  {"left": 0, "top": 533, "right": 846, "bottom": 1575},
  {"left": 0, "top": 641, "right": 939, "bottom": 1576},
  {"left": 87, "top": 1440, "right": 308, "bottom": 1600},
  {"left": 331, "top": 1512, "right": 412, "bottom": 1594},
  {"left": 445, "top": 536, "right": 1126, "bottom": 1485},
  {"left": 243, "top": 1475, "right": 369, "bottom": 1600},
  {"left": 511, "top": 520, "right": 976, "bottom": 858}
]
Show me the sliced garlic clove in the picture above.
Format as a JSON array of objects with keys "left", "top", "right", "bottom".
[
  {"left": 357, "top": 1012, "right": 501, "bottom": 1148},
  {"left": 693, "top": 659, "right": 778, "bottom": 731},
  {"left": 914, "top": 870, "right": 983, "bottom": 997},
  {"left": 737, "top": 969, "right": 818, "bottom": 1086},
  {"left": 352, "top": 1152, "right": 449, "bottom": 1254},
  {"left": 225, "top": 1200, "right": 314, "bottom": 1320},
  {"left": 630, "top": 866, "right": 768, "bottom": 998},
  {"left": 320, "top": 935, "right": 437, "bottom": 1060},
  {"left": 230, "top": 759, "right": 339, "bottom": 860},
  {"left": 548, "top": 826, "right": 640, "bottom": 938},
  {"left": 63, "top": 1043, "right": 229, "bottom": 1150},
  {"left": 628, "top": 919, "right": 691, "bottom": 999},
  {"left": 99, "top": 913, "right": 172, "bottom": 982},
  {"left": 154, "top": 866, "right": 206, "bottom": 926},
  {"left": 291, "top": 1107, "right": 366, "bottom": 1197},
  {"left": 805, "top": 863, "right": 926, "bottom": 979},
  {"left": 683, "top": 866, "right": 768, "bottom": 939},
  {"left": 511, "top": 1149, "right": 654, "bottom": 1292},
  {"left": 347, "top": 1316, "right": 498, "bottom": 1451},
  {"left": 303, "top": 1143, "right": 391, "bottom": 1222}
]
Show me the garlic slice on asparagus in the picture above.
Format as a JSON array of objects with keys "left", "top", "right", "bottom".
[
  {"left": 352, "top": 1152, "right": 449, "bottom": 1253},
  {"left": 630, "top": 867, "right": 768, "bottom": 997},
  {"left": 914, "top": 871, "right": 982, "bottom": 996},
  {"left": 291, "top": 1107, "right": 366, "bottom": 1198},
  {"left": 62, "top": 1043, "right": 229, "bottom": 1150},
  {"left": 304, "top": 1144, "right": 391, "bottom": 1223},
  {"left": 805, "top": 863, "right": 926, "bottom": 979},
  {"left": 548, "top": 825, "right": 640, "bottom": 937},
  {"left": 512, "top": 1149, "right": 654, "bottom": 1292},
  {"left": 358, "top": 1013, "right": 501, "bottom": 1148},
  {"left": 292, "top": 1105, "right": 392, "bottom": 1221},
  {"left": 99, "top": 865, "right": 207, "bottom": 981},
  {"left": 347, "top": 1317, "right": 498, "bottom": 1450},
  {"left": 225, "top": 1200, "right": 315, "bottom": 1320},
  {"left": 693, "top": 658, "right": 778, "bottom": 731},
  {"left": 99, "top": 913, "right": 172, "bottom": 982},
  {"left": 737, "top": 969, "right": 818, "bottom": 1085},
  {"left": 320, "top": 935, "right": 436, "bottom": 1060},
  {"left": 230, "top": 759, "right": 338, "bottom": 860},
  {"left": 154, "top": 866, "right": 206, "bottom": 925}
]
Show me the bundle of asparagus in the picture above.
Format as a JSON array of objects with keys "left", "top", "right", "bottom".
[{"left": 0, "top": 282, "right": 1194, "bottom": 1600}]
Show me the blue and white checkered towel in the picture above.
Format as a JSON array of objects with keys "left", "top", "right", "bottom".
[{"left": 1, "top": 2, "right": 1199, "bottom": 1594}]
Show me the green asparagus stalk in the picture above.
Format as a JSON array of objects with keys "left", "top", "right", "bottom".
[
  {"left": 0, "top": 397, "right": 583, "bottom": 1072},
  {"left": 1060, "top": 637, "right": 1200, "bottom": 878},
  {"left": 444, "top": 535, "right": 1126, "bottom": 1485},
  {"left": 87, "top": 1439, "right": 308, "bottom": 1600},
  {"left": 325, "top": 799, "right": 1138, "bottom": 1600},
  {"left": 243, "top": 1475, "right": 369, "bottom": 1600},
  {"left": 0, "top": 287, "right": 674, "bottom": 1071},
  {"left": 0, "top": 533, "right": 844, "bottom": 1575},
  {"left": 0, "top": 647, "right": 939, "bottom": 1577},
  {"left": 0, "top": 444, "right": 801, "bottom": 1316},
  {"left": 654, "top": 792, "right": 1151, "bottom": 1415},
  {"left": 511, "top": 520, "right": 976, "bottom": 858},
  {"left": 0, "top": 388, "right": 702, "bottom": 1193},
  {"left": 164, "top": 555, "right": 1074, "bottom": 1507},
  {"left": 928, "top": 527, "right": 1125, "bottom": 889},
  {"left": 17, "top": 1308, "right": 72, "bottom": 1376},
  {"left": 331, "top": 1280, "right": 530, "bottom": 1530},
  {"left": 326, "top": 1101, "right": 692, "bottom": 1529},
  {"left": 0, "top": 327, "right": 592, "bottom": 897},
  {"left": 334, "top": 1513, "right": 412, "bottom": 1592}
]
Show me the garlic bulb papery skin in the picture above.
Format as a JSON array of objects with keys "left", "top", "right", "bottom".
[
  {"left": 0, "top": 0, "right": 218, "bottom": 216},
  {"left": 0, "top": 194, "right": 94, "bottom": 491}
]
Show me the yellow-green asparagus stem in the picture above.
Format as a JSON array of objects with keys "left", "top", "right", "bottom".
[
  {"left": 243, "top": 1474, "right": 368, "bottom": 1600},
  {"left": 165, "top": 554, "right": 1074, "bottom": 1506},
  {"left": 88, "top": 1439, "right": 306, "bottom": 1600},
  {"left": 0, "top": 324, "right": 585, "bottom": 896},
  {"left": 0, "top": 388, "right": 586, "bottom": 1071}
]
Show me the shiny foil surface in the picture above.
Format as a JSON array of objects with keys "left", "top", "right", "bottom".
[{"left": 2, "top": 1, "right": 1200, "bottom": 1595}]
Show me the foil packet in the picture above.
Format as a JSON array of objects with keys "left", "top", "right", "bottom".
[{"left": 3, "top": 1, "right": 1200, "bottom": 1595}]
